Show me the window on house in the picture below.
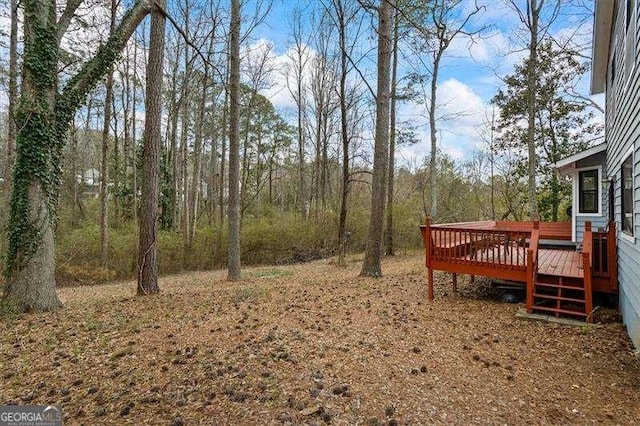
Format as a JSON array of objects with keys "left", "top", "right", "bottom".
[
  {"left": 622, "top": 155, "right": 634, "bottom": 235},
  {"left": 625, "top": 0, "right": 637, "bottom": 81},
  {"left": 579, "top": 169, "right": 599, "bottom": 214}
]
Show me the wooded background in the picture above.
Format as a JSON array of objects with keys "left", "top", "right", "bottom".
[{"left": 0, "top": 0, "right": 602, "bottom": 287}]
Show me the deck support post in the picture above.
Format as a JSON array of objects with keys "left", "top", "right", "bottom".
[
  {"left": 583, "top": 221, "right": 594, "bottom": 322},
  {"left": 452, "top": 273, "right": 457, "bottom": 292},
  {"left": 428, "top": 268, "right": 434, "bottom": 301},
  {"left": 608, "top": 221, "right": 617, "bottom": 291},
  {"left": 526, "top": 249, "right": 534, "bottom": 313},
  {"left": 470, "top": 275, "right": 475, "bottom": 284}
]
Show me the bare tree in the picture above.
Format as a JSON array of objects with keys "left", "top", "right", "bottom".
[
  {"left": 320, "top": 0, "right": 359, "bottom": 251},
  {"left": 385, "top": 6, "right": 399, "bottom": 256},
  {"left": 227, "top": 0, "right": 242, "bottom": 280},
  {"left": 100, "top": 0, "right": 118, "bottom": 267},
  {"left": 360, "top": 0, "right": 393, "bottom": 277},
  {"left": 285, "top": 6, "right": 310, "bottom": 216},
  {"left": 308, "top": 15, "right": 338, "bottom": 222},
  {"left": 409, "top": 0, "right": 485, "bottom": 220},
  {"left": 240, "top": 42, "right": 275, "bottom": 216},
  {"left": 138, "top": 0, "right": 166, "bottom": 295}
]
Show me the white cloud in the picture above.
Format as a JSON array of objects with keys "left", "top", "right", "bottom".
[
  {"left": 396, "top": 78, "right": 490, "bottom": 164},
  {"left": 448, "top": 29, "right": 510, "bottom": 65},
  {"left": 252, "top": 40, "right": 318, "bottom": 111}
]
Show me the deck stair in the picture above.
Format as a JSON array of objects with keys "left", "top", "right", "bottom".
[
  {"left": 529, "top": 223, "right": 595, "bottom": 322},
  {"left": 531, "top": 273, "right": 589, "bottom": 319}
]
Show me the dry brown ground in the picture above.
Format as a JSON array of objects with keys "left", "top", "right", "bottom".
[{"left": 1, "top": 253, "right": 639, "bottom": 425}]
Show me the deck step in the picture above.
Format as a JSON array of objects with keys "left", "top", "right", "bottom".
[
  {"left": 532, "top": 269, "right": 589, "bottom": 321},
  {"left": 533, "top": 282, "right": 584, "bottom": 291},
  {"left": 530, "top": 305, "right": 588, "bottom": 317},
  {"left": 533, "top": 293, "right": 585, "bottom": 303}
]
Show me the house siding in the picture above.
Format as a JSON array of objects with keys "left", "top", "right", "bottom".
[{"left": 605, "top": 0, "right": 640, "bottom": 347}]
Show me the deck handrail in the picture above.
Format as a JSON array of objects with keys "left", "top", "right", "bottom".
[
  {"left": 582, "top": 222, "right": 594, "bottom": 321},
  {"left": 431, "top": 220, "right": 497, "bottom": 229},
  {"left": 421, "top": 217, "right": 533, "bottom": 301},
  {"left": 430, "top": 227, "right": 530, "bottom": 270},
  {"left": 591, "top": 221, "right": 618, "bottom": 292},
  {"left": 431, "top": 220, "right": 571, "bottom": 240},
  {"left": 609, "top": 221, "right": 618, "bottom": 291},
  {"left": 525, "top": 222, "right": 540, "bottom": 312}
]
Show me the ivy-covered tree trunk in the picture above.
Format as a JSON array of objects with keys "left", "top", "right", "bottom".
[{"left": 3, "top": 0, "right": 154, "bottom": 311}]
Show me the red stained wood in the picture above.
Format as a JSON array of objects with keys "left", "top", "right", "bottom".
[{"left": 420, "top": 219, "right": 618, "bottom": 322}]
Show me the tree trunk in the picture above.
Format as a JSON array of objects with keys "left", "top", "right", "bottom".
[
  {"left": 240, "top": 91, "right": 254, "bottom": 218},
  {"left": 166, "top": 44, "right": 181, "bottom": 230},
  {"left": 121, "top": 61, "right": 132, "bottom": 219},
  {"left": 429, "top": 49, "right": 443, "bottom": 220},
  {"left": 297, "top": 68, "right": 305, "bottom": 216},
  {"left": 132, "top": 39, "right": 139, "bottom": 223},
  {"left": 188, "top": 77, "right": 208, "bottom": 250},
  {"left": 527, "top": 0, "right": 540, "bottom": 220},
  {"left": 360, "top": 0, "right": 392, "bottom": 277},
  {"left": 99, "top": 0, "right": 118, "bottom": 266},
  {"left": 71, "top": 121, "right": 79, "bottom": 228},
  {"left": 227, "top": 0, "right": 242, "bottom": 280},
  {"left": 337, "top": 0, "right": 349, "bottom": 256},
  {"left": 180, "top": 96, "right": 190, "bottom": 258},
  {"left": 386, "top": 10, "right": 399, "bottom": 256},
  {"left": 5, "top": 0, "right": 18, "bottom": 189},
  {"left": 98, "top": 77, "right": 112, "bottom": 267},
  {"left": 219, "top": 67, "right": 228, "bottom": 227},
  {"left": 112, "top": 93, "right": 121, "bottom": 219},
  {"left": 490, "top": 107, "right": 496, "bottom": 220},
  {"left": 320, "top": 113, "right": 329, "bottom": 210},
  {"left": 137, "top": 0, "right": 165, "bottom": 295},
  {"left": 4, "top": 0, "right": 153, "bottom": 311}
]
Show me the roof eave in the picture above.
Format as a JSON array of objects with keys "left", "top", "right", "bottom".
[
  {"left": 590, "top": 0, "right": 615, "bottom": 95},
  {"left": 554, "top": 143, "right": 608, "bottom": 172}
]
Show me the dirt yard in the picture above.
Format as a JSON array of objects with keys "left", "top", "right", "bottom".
[{"left": 1, "top": 253, "right": 639, "bottom": 425}]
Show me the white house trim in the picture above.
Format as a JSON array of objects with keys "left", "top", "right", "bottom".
[
  {"left": 590, "top": 0, "right": 615, "bottom": 94},
  {"left": 574, "top": 165, "right": 604, "bottom": 217},
  {"left": 620, "top": 146, "right": 635, "bottom": 242},
  {"left": 555, "top": 143, "right": 607, "bottom": 172}
]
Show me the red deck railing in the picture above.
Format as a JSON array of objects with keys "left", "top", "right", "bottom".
[
  {"left": 582, "top": 223, "right": 594, "bottom": 317},
  {"left": 420, "top": 218, "right": 543, "bottom": 302},
  {"left": 525, "top": 226, "right": 540, "bottom": 312},
  {"left": 592, "top": 222, "right": 618, "bottom": 292},
  {"left": 420, "top": 218, "right": 618, "bottom": 322}
]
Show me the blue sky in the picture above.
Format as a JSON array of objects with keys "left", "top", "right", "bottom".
[
  {"left": 0, "top": 0, "right": 603, "bottom": 167},
  {"left": 246, "top": 0, "right": 604, "bottom": 165}
]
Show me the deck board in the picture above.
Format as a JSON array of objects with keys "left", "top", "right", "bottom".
[{"left": 538, "top": 249, "right": 583, "bottom": 278}]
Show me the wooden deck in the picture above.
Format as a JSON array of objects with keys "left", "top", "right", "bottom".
[
  {"left": 538, "top": 249, "right": 583, "bottom": 278},
  {"left": 420, "top": 218, "right": 618, "bottom": 322}
]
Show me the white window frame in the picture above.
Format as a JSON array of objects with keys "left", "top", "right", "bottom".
[
  {"left": 574, "top": 166, "right": 603, "bottom": 217},
  {"left": 620, "top": 147, "right": 635, "bottom": 243},
  {"left": 624, "top": 0, "right": 637, "bottom": 87}
]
